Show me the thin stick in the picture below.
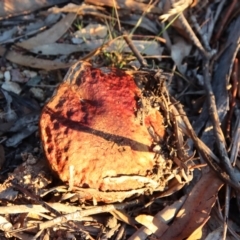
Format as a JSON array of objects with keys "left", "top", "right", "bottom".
[
  {"left": 226, "top": 58, "right": 238, "bottom": 140},
  {"left": 11, "top": 182, "right": 61, "bottom": 217},
  {"left": 213, "top": 0, "right": 237, "bottom": 42},
  {"left": 202, "top": 59, "right": 240, "bottom": 190},
  {"left": 177, "top": 13, "right": 210, "bottom": 58},
  {"left": 172, "top": 98, "right": 240, "bottom": 191},
  {"left": 123, "top": 34, "right": 148, "bottom": 67}
]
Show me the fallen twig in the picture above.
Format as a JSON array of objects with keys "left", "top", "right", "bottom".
[
  {"left": 172, "top": 97, "right": 240, "bottom": 191},
  {"left": 123, "top": 34, "right": 148, "bottom": 68},
  {"left": 202, "top": 58, "right": 240, "bottom": 191}
]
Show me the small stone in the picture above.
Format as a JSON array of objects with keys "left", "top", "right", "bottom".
[
  {"left": 33, "top": 147, "right": 39, "bottom": 153},
  {"left": 26, "top": 153, "right": 37, "bottom": 165},
  {"left": 23, "top": 70, "right": 37, "bottom": 78},
  {"left": 22, "top": 70, "right": 31, "bottom": 78},
  {"left": 2, "top": 81, "right": 22, "bottom": 94},
  {"left": 4, "top": 71, "right": 11, "bottom": 82},
  {"left": 29, "top": 87, "right": 44, "bottom": 101},
  {"left": 29, "top": 71, "right": 37, "bottom": 78},
  {"left": 153, "top": 145, "right": 161, "bottom": 153}
]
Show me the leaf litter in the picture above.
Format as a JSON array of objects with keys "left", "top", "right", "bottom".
[{"left": 0, "top": 0, "right": 239, "bottom": 239}]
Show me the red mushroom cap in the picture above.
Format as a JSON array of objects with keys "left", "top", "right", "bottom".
[{"left": 40, "top": 62, "right": 165, "bottom": 193}]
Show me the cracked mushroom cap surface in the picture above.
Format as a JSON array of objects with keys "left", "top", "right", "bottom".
[{"left": 40, "top": 62, "right": 166, "bottom": 196}]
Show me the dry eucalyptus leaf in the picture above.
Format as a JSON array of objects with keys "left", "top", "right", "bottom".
[
  {"left": 0, "top": 46, "right": 73, "bottom": 70},
  {"left": 49, "top": 2, "right": 106, "bottom": 15},
  {"left": 132, "top": 197, "right": 187, "bottom": 238},
  {"left": 204, "top": 227, "right": 225, "bottom": 240},
  {"left": 44, "top": 13, "right": 61, "bottom": 26},
  {"left": 5, "top": 124, "right": 38, "bottom": 147},
  {"left": 107, "top": 39, "right": 163, "bottom": 57},
  {"left": 0, "top": 216, "right": 12, "bottom": 231},
  {"left": 110, "top": 210, "right": 136, "bottom": 227},
  {"left": 8, "top": 113, "right": 39, "bottom": 132},
  {"left": 17, "top": 13, "right": 76, "bottom": 50},
  {"left": 122, "top": 15, "right": 159, "bottom": 34},
  {"left": 0, "top": 27, "right": 18, "bottom": 44},
  {"left": 187, "top": 219, "right": 209, "bottom": 240},
  {"left": 135, "top": 214, "right": 168, "bottom": 236},
  {"left": 171, "top": 36, "right": 192, "bottom": 74},
  {"left": 79, "top": 39, "right": 163, "bottom": 57},
  {"left": 85, "top": 0, "right": 162, "bottom": 14},
  {"left": 0, "top": 0, "right": 69, "bottom": 20},
  {"left": 30, "top": 43, "right": 83, "bottom": 55},
  {"left": 0, "top": 187, "right": 18, "bottom": 201},
  {"left": 159, "top": 171, "right": 223, "bottom": 239},
  {"left": 73, "top": 23, "right": 108, "bottom": 40}
]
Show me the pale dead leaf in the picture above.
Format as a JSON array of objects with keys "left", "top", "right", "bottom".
[
  {"left": 49, "top": 2, "right": 107, "bottom": 17},
  {"left": 129, "top": 196, "right": 186, "bottom": 239},
  {"left": 44, "top": 13, "right": 61, "bottom": 26},
  {"left": 73, "top": 23, "right": 107, "bottom": 40},
  {"left": 5, "top": 124, "right": 38, "bottom": 147},
  {"left": 17, "top": 13, "right": 76, "bottom": 50},
  {"left": 122, "top": 15, "right": 159, "bottom": 34},
  {"left": 0, "top": 187, "right": 18, "bottom": 201},
  {"left": 159, "top": 171, "right": 223, "bottom": 240},
  {"left": 0, "top": 0, "right": 69, "bottom": 20},
  {"left": 159, "top": 0, "right": 193, "bottom": 40},
  {"left": 0, "top": 27, "right": 17, "bottom": 44},
  {"left": 50, "top": 3, "right": 82, "bottom": 13},
  {"left": 29, "top": 39, "right": 163, "bottom": 57},
  {"left": 110, "top": 209, "right": 136, "bottom": 227},
  {"left": 23, "top": 13, "right": 60, "bottom": 34},
  {"left": 30, "top": 43, "right": 83, "bottom": 55},
  {"left": 187, "top": 217, "right": 209, "bottom": 240},
  {"left": 0, "top": 216, "right": 12, "bottom": 231},
  {"left": 156, "top": 177, "right": 186, "bottom": 198},
  {"left": 171, "top": 36, "right": 192, "bottom": 74},
  {"left": 160, "top": 0, "right": 193, "bottom": 22},
  {"left": 80, "top": 39, "right": 163, "bottom": 57},
  {"left": 60, "top": 192, "right": 78, "bottom": 201},
  {"left": 0, "top": 46, "right": 72, "bottom": 70},
  {"left": 85, "top": 0, "right": 162, "bottom": 14},
  {"left": 50, "top": 3, "right": 160, "bottom": 34},
  {"left": 135, "top": 214, "right": 167, "bottom": 234},
  {"left": 106, "top": 39, "right": 163, "bottom": 56},
  {"left": 205, "top": 227, "right": 224, "bottom": 240},
  {"left": 9, "top": 113, "right": 39, "bottom": 132}
]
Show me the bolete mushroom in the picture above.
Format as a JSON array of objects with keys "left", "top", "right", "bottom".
[{"left": 40, "top": 61, "right": 168, "bottom": 202}]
